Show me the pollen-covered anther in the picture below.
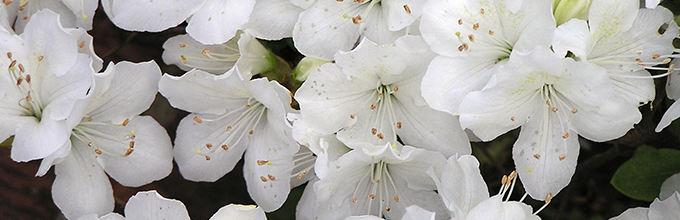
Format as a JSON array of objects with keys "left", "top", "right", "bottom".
[
  {"left": 468, "top": 34, "right": 475, "bottom": 42},
  {"left": 206, "top": 143, "right": 213, "bottom": 149},
  {"left": 18, "top": 63, "right": 24, "bottom": 73},
  {"left": 353, "top": 0, "right": 363, "bottom": 3},
  {"left": 509, "top": 170, "right": 517, "bottom": 180},
  {"left": 668, "top": 64, "right": 675, "bottom": 73},
  {"left": 353, "top": 198, "right": 358, "bottom": 203},
  {"left": 245, "top": 104, "right": 251, "bottom": 108},
  {"left": 559, "top": 154, "right": 566, "bottom": 161},
  {"left": 533, "top": 154, "right": 540, "bottom": 159},
  {"left": 24, "top": 74, "right": 30, "bottom": 83},
  {"left": 636, "top": 58, "right": 644, "bottom": 66},
  {"left": 392, "top": 86, "right": 398, "bottom": 92},
  {"left": 663, "top": 58, "right": 672, "bottom": 64},
  {"left": 181, "top": 55, "right": 187, "bottom": 64},
  {"left": 87, "top": 142, "right": 93, "bottom": 147},
  {"left": 403, "top": 5, "right": 411, "bottom": 14},
  {"left": 368, "top": 194, "right": 375, "bottom": 199},
  {"left": 249, "top": 130, "right": 254, "bottom": 135},
  {"left": 260, "top": 176, "right": 268, "bottom": 182},
  {"left": 193, "top": 116, "right": 203, "bottom": 123},
  {"left": 371, "top": 128, "right": 377, "bottom": 135},
  {"left": 129, "top": 141, "right": 135, "bottom": 149},
  {"left": 545, "top": 193, "right": 553, "bottom": 203},
  {"left": 386, "top": 206, "right": 391, "bottom": 212},
  {"left": 552, "top": 107, "right": 558, "bottom": 112},
  {"left": 571, "top": 109, "right": 578, "bottom": 114},
  {"left": 472, "top": 23, "right": 480, "bottom": 30},
  {"left": 79, "top": 41, "right": 85, "bottom": 48},
  {"left": 268, "top": 174, "right": 276, "bottom": 181},
  {"left": 394, "top": 195, "right": 399, "bottom": 202},
  {"left": 375, "top": 179, "right": 381, "bottom": 183},
  {"left": 122, "top": 118, "right": 130, "bottom": 126},
  {"left": 458, "top": 43, "right": 469, "bottom": 51},
  {"left": 124, "top": 148, "right": 134, "bottom": 156},
  {"left": 2, "top": 0, "right": 10, "bottom": 6},
  {"left": 562, "top": 132, "right": 569, "bottom": 139},
  {"left": 38, "top": 55, "right": 44, "bottom": 62},
  {"left": 545, "top": 100, "right": 550, "bottom": 105},
  {"left": 257, "top": 160, "right": 268, "bottom": 165},
  {"left": 377, "top": 133, "right": 384, "bottom": 139},
  {"left": 370, "top": 104, "right": 376, "bottom": 110},
  {"left": 201, "top": 49, "right": 211, "bottom": 57},
  {"left": 179, "top": 43, "right": 186, "bottom": 48},
  {"left": 86, "top": 117, "right": 93, "bottom": 122},
  {"left": 350, "top": 114, "right": 356, "bottom": 119},
  {"left": 221, "top": 145, "right": 228, "bottom": 150},
  {"left": 652, "top": 54, "right": 661, "bottom": 59},
  {"left": 480, "top": 8, "right": 485, "bottom": 14},
  {"left": 501, "top": 175, "right": 508, "bottom": 185},
  {"left": 226, "top": 126, "right": 232, "bottom": 131},
  {"left": 396, "top": 122, "right": 402, "bottom": 129},
  {"left": 352, "top": 15, "right": 362, "bottom": 24},
  {"left": 458, "top": 19, "right": 463, "bottom": 25},
  {"left": 95, "top": 149, "right": 102, "bottom": 155},
  {"left": 205, "top": 155, "right": 211, "bottom": 161},
  {"left": 489, "top": 30, "right": 494, "bottom": 35},
  {"left": 6, "top": 52, "right": 11, "bottom": 59},
  {"left": 510, "top": 116, "right": 515, "bottom": 121}
]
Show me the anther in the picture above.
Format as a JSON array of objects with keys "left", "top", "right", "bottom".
[
  {"left": 9, "top": 60, "right": 16, "bottom": 68},
  {"left": 88, "top": 142, "right": 93, "bottom": 147},
  {"left": 403, "top": 5, "right": 411, "bottom": 14},
  {"left": 227, "top": 126, "right": 232, "bottom": 131},
  {"left": 257, "top": 160, "right": 268, "bottom": 165},
  {"left": 552, "top": 107, "right": 558, "bottom": 112},
  {"left": 2, "top": 0, "right": 10, "bottom": 6},
  {"left": 480, "top": 8, "right": 485, "bottom": 14},
  {"left": 371, "top": 128, "right": 377, "bottom": 135},
  {"left": 509, "top": 171, "right": 517, "bottom": 180},
  {"left": 562, "top": 132, "right": 569, "bottom": 139},
  {"left": 193, "top": 116, "right": 203, "bottom": 123},
  {"left": 394, "top": 195, "right": 399, "bottom": 202},
  {"left": 375, "top": 179, "right": 381, "bottom": 183},
  {"left": 79, "top": 41, "right": 85, "bottom": 48},
  {"left": 350, "top": 114, "right": 356, "bottom": 119},
  {"left": 87, "top": 117, "right": 93, "bottom": 122},
  {"left": 501, "top": 175, "right": 508, "bottom": 185},
  {"left": 489, "top": 30, "right": 494, "bottom": 35},
  {"left": 95, "top": 149, "right": 102, "bottom": 154},
  {"left": 38, "top": 55, "right": 44, "bottom": 61},
  {"left": 352, "top": 15, "right": 362, "bottom": 24},
  {"left": 511, "top": 116, "right": 515, "bottom": 121},
  {"left": 370, "top": 104, "right": 376, "bottom": 110},
  {"left": 6, "top": 52, "right": 11, "bottom": 59},
  {"left": 245, "top": 104, "right": 251, "bottom": 108},
  {"left": 663, "top": 58, "right": 672, "bottom": 64},
  {"left": 125, "top": 148, "right": 134, "bottom": 156},
  {"left": 571, "top": 109, "right": 578, "bottom": 114},
  {"left": 473, "top": 23, "right": 479, "bottom": 30},
  {"left": 468, "top": 34, "right": 475, "bottom": 42},
  {"left": 129, "top": 141, "right": 135, "bottom": 148},
  {"left": 205, "top": 155, "right": 211, "bottom": 161},
  {"left": 368, "top": 194, "right": 375, "bottom": 199},
  {"left": 181, "top": 55, "right": 187, "bottom": 64},
  {"left": 353, "top": 198, "right": 358, "bottom": 203},
  {"left": 377, "top": 133, "right": 384, "bottom": 139},
  {"left": 24, "top": 74, "right": 30, "bottom": 83},
  {"left": 16, "top": 78, "right": 22, "bottom": 85},
  {"left": 260, "top": 176, "right": 268, "bottom": 182},
  {"left": 533, "top": 154, "right": 540, "bottom": 159},
  {"left": 249, "top": 130, "right": 254, "bottom": 135},
  {"left": 122, "top": 118, "right": 129, "bottom": 126},
  {"left": 201, "top": 49, "right": 210, "bottom": 56},
  {"left": 652, "top": 54, "right": 661, "bottom": 59},
  {"left": 559, "top": 154, "right": 566, "bottom": 161},
  {"left": 545, "top": 193, "right": 552, "bottom": 203},
  {"left": 206, "top": 143, "right": 213, "bottom": 149},
  {"left": 18, "top": 63, "right": 24, "bottom": 73},
  {"left": 179, "top": 43, "right": 186, "bottom": 48},
  {"left": 386, "top": 206, "right": 391, "bottom": 211},
  {"left": 396, "top": 122, "right": 402, "bottom": 129},
  {"left": 393, "top": 86, "right": 398, "bottom": 92},
  {"left": 458, "top": 19, "right": 463, "bottom": 25},
  {"left": 221, "top": 145, "right": 228, "bottom": 150},
  {"left": 268, "top": 174, "right": 276, "bottom": 180}
]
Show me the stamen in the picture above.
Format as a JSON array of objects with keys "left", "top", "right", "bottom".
[
  {"left": 403, "top": 5, "right": 411, "bottom": 14},
  {"left": 193, "top": 116, "right": 203, "bottom": 123}
]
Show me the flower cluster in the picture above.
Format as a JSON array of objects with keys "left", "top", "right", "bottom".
[{"left": 1, "top": 0, "right": 679, "bottom": 219}]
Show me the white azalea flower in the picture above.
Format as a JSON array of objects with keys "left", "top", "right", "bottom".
[
  {"left": 552, "top": 0, "right": 678, "bottom": 104},
  {"left": 295, "top": 37, "right": 470, "bottom": 157},
  {"left": 159, "top": 69, "right": 299, "bottom": 212},
  {"left": 51, "top": 61, "right": 173, "bottom": 219},
  {"left": 3, "top": 0, "right": 97, "bottom": 32},
  {"left": 419, "top": 0, "right": 555, "bottom": 115},
  {"left": 611, "top": 191, "right": 680, "bottom": 220},
  {"left": 303, "top": 142, "right": 449, "bottom": 220},
  {"left": 162, "top": 31, "right": 273, "bottom": 80},
  {"left": 459, "top": 47, "right": 641, "bottom": 201},
  {"left": 427, "top": 155, "right": 541, "bottom": 220},
  {"left": 0, "top": 9, "right": 94, "bottom": 163},
  {"left": 656, "top": 59, "right": 680, "bottom": 132},
  {"left": 293, "top": 0, "right": 426, "bottom": 60}
]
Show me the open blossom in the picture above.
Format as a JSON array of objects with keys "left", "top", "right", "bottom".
[
  {"left": 0, "top": 9, "right": 94, "bottom": 163},
  {"left": 611, "top": 191, "right": 680, "bottom": 220},
  {"left": 295, "top": 37, "right": 470, "bottom": 156},
  {"left": 50, "top": 61, "right": 173, "bottom": 219},
  {"left": 159, "top": 69, "right": 299, "bottom": 211},
  {"left": 419, "top": 0, "right": 555, "bottom": 115},
  {"left": 2, "top": 0, "right": 97, "bottom": 32},
  {"left": 459, "top": 47, "right": 641, "bottom": 201},
  {"left": 293, "top": 0, "right": 426, "bottom": 60}
]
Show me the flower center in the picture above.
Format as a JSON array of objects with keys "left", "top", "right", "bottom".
[
  {"left": 71, "top": 117, "right": 136, "bottom": 157},
  {"left": 367, "top": 84, "right": 401, "bottom": 145},
  {"left": 177, "top": 39, "right": 240, "bottom": 72},
  {"left": 6, "top": 52, "right": 44, "bottom": 119},
  {"left": 453, "top": 7, "right": 512, "bottom": 61},
  {"left": 351, "top": 160, "right": 401, "bottom": 217},
  {"left": 256, "top": 148, "right": 316, "bottom": 183}
]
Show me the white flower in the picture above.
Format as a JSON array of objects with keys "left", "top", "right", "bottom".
[
  {"left": 419, "top": 0, "right": 555, "bottom": 115},
  {"left": 0, "top": 9, "right": 94, "bottom": 163},
  {"left": 293, "top": 0, "right": 425, "bottom": 60},
  {"left": 303, "top": 142, "right": 449, "bottom": 220},
  {"left": 51, "top": 61, "right": 173, "bottom": 219},
  {"left": 162, "top": 31, "right": 273, "bottom": 80},
  {"left": 3, "top": 0, "right": 98, "bottom": 32},
  {"left": 159, "top": 68, "right": 299, "bottom": 211},
  {"left": 610, "top": 191, "right": 680, "bottom": 220},
  {"left": 294, "top": 37, "right": 470, "bottom": 157},
  {"left": 656, "top": 59, "right": 680, "bottom": 132},
  {"left": 552, "top": 0, "right": 678, "bottom": 104},
  {"left": 459, "top": 47, "right": 641, "bottom": 201}
]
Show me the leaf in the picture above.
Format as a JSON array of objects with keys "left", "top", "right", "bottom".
[{"left": 611, "top": 148, "right": 680, "bottom": 201}]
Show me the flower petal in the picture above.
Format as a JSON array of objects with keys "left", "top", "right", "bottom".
[
  {"left": 209, "top": 204, "right": 266, "bottom": 220},
  {"left": 186, "top": 0, "right": 256, "bottom": 44},
  {"left": 159, "top": 69, "right": 251, "bottom": 115},
  {"left": 101, "top": 0, "right": 204, "bottom": 32},
  {"left": 243, "top": 0, "right": 302, "bottom": 40},
  {"left": 292, "top": 1, "right": 362, "bottom": 60},
  {"left": 124, "top": 190, "right": 190, "bottom": 220}
]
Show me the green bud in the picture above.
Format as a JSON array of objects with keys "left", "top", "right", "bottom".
[
  {"left": 292, "top": 57, "right": 331, "bottom": 82},
  {"left": 553, "top": 0, "right": 591, "bottom": 26}
]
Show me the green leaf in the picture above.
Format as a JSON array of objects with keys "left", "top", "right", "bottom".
[{"left": 611, "top": 148, "right": 680, "bottom": 201}]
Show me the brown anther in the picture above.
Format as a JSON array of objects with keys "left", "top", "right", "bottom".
[
  {"left": 221, "top": 145, "right": 228, "bottom": 150},
  {"left": 249, "top": 130, "right": 254, "bottom": 135},
  {"left": 458, "top": 45, "right": 465, "bottom": 51},
  {"left": 663, "top": 58, "right": 672, "bottom": 64},
  {"left": 22, "top": 15, "right": 27, "bottom": 20},
  {"left": 24, "top": 74, "right": 30, "bottom": 83},
  {"left": 350, "top": 114, "right": 356, "bottom": 119},
  {"left": 652, "top": 54, "right": 661, "bottom": 59},
  {"left": 352, "top": 197, "right": 358, "bottom": 203},
  {"left": 394, "top": 195, "right": 400, "bottom": 202},
  {"left": 87, "top": 142, "right": 93, "bottom": 147},
  {"left": 18, "top": 6, "right": 23, "bottom": 12},
  {"left": 370, "top": 104, "right": 376, "bottom": 110},
  {"left": 501, "top": 175, "right": 508, "bottom": 185},
  {"left": 79, "top": 41, "right": 85, "bottom": 48},
  {"left": 396, "top": 122, "right": 402, "bottom": 129},
  {"left": 2, "top": 0, "right": 10, "bottom": 6},
  {"left": 122, "top": 118, "right": 130, "bottom": 126},
  {"left": 375, "top": 179, "right": 381, "bottom": 183},
  {"left": 636, "top": 58, "right": 644, "bottom": 66},
  {"left": 562, "top": 132, "right": 569, "bottom": 139},
  {"left": 179, "top": 43, "right": 186, "bottom": 48},
  {"left": 268, "top": 174, "right": 276, "bottom": 180},
  {"left": 354, "top": 0, "right": 363, "bottom": 3},
  {"left": 371, "top": 128, "right": 377, "bottom": 135},
  {"left": 9, "top": 60, "right": 16, "bottom": 68},
  {"left": 352, "top": 15, "right": 362, "bottom": 24},
  {"left": 510, "top": 116, "right": 515, "bottom": 121},
  {"left": 245, "top": 104, "right": 251, "bottom": 108},
  {"left": 16, "top": 78, "right": 22, "bottom": 85},
  {"left": 571, "top": 109, "right": 578, "bottom": 114},
  {"left": 386, "top": 206, "right": 391, "bottom": 211},
  {"left": 226, "top": 126, "right": 232, "bottom": 131},
  {"left": 545, "top": 100, "right": 550, "bottom": 105},
  {"left": 403, "top": 5, "right": 411, "bottom": 14},
  {"left": 559, "top": 154, "right": 566, "bottom": 161},
  {"left": 297, "top": 173, "right": 304, "bottom": 179},
  {"left": 480, "top": 8, "right": 485, "bottom": 14},
  {"left": 6, "top": 52, "right": 11, "bottom": 59},
  {"left": 18, "top": 63, "right": 24, "bottom": 73},
  {"left": 468, "top": 34, "right": 475, "bottom": 42},
  {"left": 181, "top": 56, "right": 187, "bottom": 64},
  {"left": 257, "top": 160, "right": 267, "bottom": 165},
  {"left": 25, "top": 91, "right": 32, "bottom": 102},
  {"left": 533, "top": 154, "right": 541, "bottom": 159},
  {"left": 205, "top": 155, "right": 211, "bottom": 161},
  {"left": 206, "top": 143, "right": 213, "bottom": 149},
  {"left": 489, "top": 30, "right": 494, "bottom": 35},
  {"left": 545, "top": 193, "right": 553, "bottom": 203},
  {"left": 458, "top": 19, "right": 463, "bottom": 25},
  {"left": 368, "top": 194, "right": 375, "bottom": 199},
  {"left": 125, "top": 148, "right": 134, "bottom": 156},
  {"left": 38, "top": 55, "right": 44, "bottom": 61},
  {"left": 669, "top": 64, "right": 675, "bottom": 73},
  {"left": 193, "top": 116, "right": 203, "bottom": 123},
  {"left": 129, "top": 141, "right": 135, "bottom": 149},
  {"left": 201, "top": 49, "right": 210, "bottom": 56},
  {"left": 509, "top": 171, "right": 517, "bottom": 180},
  {"left": 552, "top": 107, "right": 558, "bottom": 112},
  {"left": 260, "top": 176, "right": 268, "bottom": 182},
  {"left": 472, "top": 23, "right": 479, "bottom": 30},
  {"left": 377, "top": 133, "right": 384, "bottom": 139},
  {"left": 337, "top": 0, "right": 343, "bottom": 2},
  {"left": 393, "top": 86, "right": 399, "bottom": 92},
  {"left": 95, "top": 149, "right": 102, "bottom": 155}
]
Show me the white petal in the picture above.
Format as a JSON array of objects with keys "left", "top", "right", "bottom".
[
  {"left": 610, "top": 207, "right": 649, "bottom": 220},
  {"left": 101, "top": 0, "right": 204, "bottom": 32},
  {"left": 235, "top": 32, "right": 274, "bottom": 80},
  {"left": 11, "top": 118, "right": 72, "bottom": 162},
  {"left": 428, "top": 155, "right": 488, "bottom": 219},
  {"left": 35, "top": 140, "right": 71, "bottom": 176},
  {"left": 588, "top": 0, "right": 638, "bottom": 46},
  {"left": 608, "top": 70, "right": 655, "bottom": 105},
  {"left": 38, "top": 54, "right": 94, "bottom": 121},
  {"left": 162, "top": 34, "right": 237, "bottom": 74},
  {"left": 61, "top": 0, "right": 98, "bottom": 29},
  {"left": 14, "top": 1, "right": 77, "bottom": 34},
  {"left": 159, "top": 69, "right": 251, "bottom": 115},
  {"left": 186, "top": 0, "right": 256, "bottom": 44},
  {"left": 94, "top": 116, "right": 173, "bottom": 187},
  {"left": 22, "top": 10, "right": 78, "bottom": 77},
  {"left": 346, "top": 215, "right": 384, "bottom": 220},
  {"left": 648, "top": 192, "right": 680, "bottom": 220},
  {"left": 243, "top": 0, "right": 302, "bottom": 40},
  {"left": 100, "top": 213, "right": 126, "bottom": 220},
  {"left": 657, "top": 101, "right": 680, "bottom": 132},
  {"left": 87, "top": 61, "right": 162, "bottom": 124},
  {"left": 292, "top": 1, "right": 362, "bottom": 60},
  {"left": 402, "top": 205, "right": 436, "bottom": 220},
  {"left": 552, "top": 19, "right": 590, "bottom": 58},
  {"left": 383, "top": 0, "right": 421, "bottom": 31},
  {"left": 52, "top": 147, "right": 113, "bottom": 220},
  {"left": 209, "top": 204, "right": 266, "bottom": 220},
  {"left": 466, "top": 195, "right": 539, "bottom": 220},
  {"left": 296, "top": 178, "right": 320, "bottom": 220},
  {"left": 124, "top": 190, "right": 190, "bottom": 220},
  {"left": 667, "top": 59, "right": 680, "bottom": 100},
  {"left": 660, "top": 173, "right": 680, "bottom": 201},
  {"left": 71, "top": 28, "right": 103, "bottom": 72}
]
